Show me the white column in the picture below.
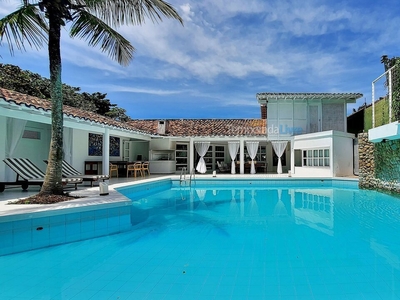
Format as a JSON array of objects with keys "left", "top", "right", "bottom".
[
  {"left": 0, "top": 116, "right": 7, "bottom": 181},
  {"left": 240, "top": 138, "right": 244, "bottom": 174},
  {"left": 103, "top": 128, "right": 110, "bottom": 175},
  {"left": 189, "top": 138, "right": 194, "bottom": 172},
  {"left": 290, "top": 139, "right": 295, "bottom": 175}
]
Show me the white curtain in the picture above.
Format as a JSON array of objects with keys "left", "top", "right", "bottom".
[
  {"left": 195, "top": 142, "right": 210, "bottom": 174},
  {"left": 272, "top": 141, "right": 288, "bottom": 174},
  {"left": 228, "top": 142, "right": 240, "bottom": 174},
  {"left": 63, "top": 127, "right": 73, "bottom": 164},
  {"left": 5, "top": 118, "right": 27, "bottom": 181},
  {"left": 246, "top": 141, "right": 259, "bottom": 174}
]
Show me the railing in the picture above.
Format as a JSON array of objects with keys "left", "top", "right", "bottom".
[
  {"left": 179, "top": 167, "right": 187, "bottom": 185},
  {"left": 189, "top": 168, "right": 196, "bottom": 186},
  {"left": 180, "top": 167, "right": 195, "bottom": 187},
  {"left": 372, "top": 65, "right": 397, "bottom": 128}
]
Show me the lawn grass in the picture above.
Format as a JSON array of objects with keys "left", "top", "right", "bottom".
[{"left": 364, "top": 97, "right": 390, "bottom": 130}]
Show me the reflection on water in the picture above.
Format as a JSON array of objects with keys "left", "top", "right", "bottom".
[
  {"left": 292, "top": 189, "right": 334, "bottom": 236},
  {"left": 139, "top": 187, "right": 335, "bottom": 234},
  {"left": 2, "top": 184, "right": 399, "bottom": 300},
  {"left": 132, "top": 186, "right": 400, "bottom": 272}
]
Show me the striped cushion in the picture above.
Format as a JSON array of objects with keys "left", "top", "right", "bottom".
[
  {"left": 3, "top": 158, "right": 46, "bottom": 180},
  {"left": 61, "top": 161, "right": 109, "bottom": 180},
  {"left": 61, "top": 160, "right": 82, "bottom": 177},
  {"left": 4, "top": 158, "right": 83, "bottom": 184}
]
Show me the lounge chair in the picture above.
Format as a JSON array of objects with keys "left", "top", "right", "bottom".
[
  {"left": 0, "top": 158, "right": 82, "bottom": 192},
  {"left": 45, "top": 160, "right": 109, "bottom": 187}
]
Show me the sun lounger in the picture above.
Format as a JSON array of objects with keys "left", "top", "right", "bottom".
[
  {"left": 0, "top": 158, "right": 82, "bottom": 192},
  {"left": 45, "top": 160, "right": 109, "bottom": 187}
]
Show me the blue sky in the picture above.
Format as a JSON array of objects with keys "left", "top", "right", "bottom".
[{"left": 1, "top": 0, "right": 399, "bottom": 119}]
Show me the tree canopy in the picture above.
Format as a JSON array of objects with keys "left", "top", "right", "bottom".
[
  {"left": 1, "top": 0, "right": 182, "bottom": 196},
  {"left": 0, "top": 63, "right": 128, "bottom": 120}
]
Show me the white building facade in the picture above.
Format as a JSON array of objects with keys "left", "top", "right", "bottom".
[
  {"left": 256, "top": 92, "right": 363, "bottom": 177},
  {"left": 0, "top": 89, "right": 363, "bottom": 190}
]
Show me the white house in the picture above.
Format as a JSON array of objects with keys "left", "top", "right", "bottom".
[
  {"left": 256, "top": 92, "right": 363, "bottom": 177},
  {"left": 0, "top": 88, "right": 362, "bottom": 191}
]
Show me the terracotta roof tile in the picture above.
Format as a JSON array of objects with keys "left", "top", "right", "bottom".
[
  {"left": 128, "top": 119, "right": 267, "bottom": 137},
  {"left": 0, "top": 87, "right": 267, "bottom": 137},
  {"left": 0, "top": 87, "right": 140, "bottom": 132}
]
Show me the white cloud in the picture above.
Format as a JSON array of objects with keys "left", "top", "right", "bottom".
[
  {"left": 90, "top": 84, "right": 183, "bottom": 96},
  {"left": 1, "top": 0, "right": 400, "bottom": 119},
  {"left": 111, "top": 0, "right": 376, "bottom": 85},
  {"left": 180, "top": 3, "right": 194, "bottom": 22}
]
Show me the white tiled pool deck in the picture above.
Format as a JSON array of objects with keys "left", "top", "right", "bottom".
[{"left": 0, "top": 175, "right": 167, "bottom": 216}]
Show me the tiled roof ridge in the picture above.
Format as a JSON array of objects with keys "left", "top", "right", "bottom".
[
  {"left": 1, "top": 87, "right": 267, "bottom": 137},
  {"left": 0, "top": 87, "right": 145, "bottom": 133},
  {"left": 256, "top": 92, "right": 363, "bottom": 100},
  {"left": 256, "top": 92, "right": 363, "bottom": 95},
  {"left": 128, "top": 119, "right": 267, "bottom": 137}
]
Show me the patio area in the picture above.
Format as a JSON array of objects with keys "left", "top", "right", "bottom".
[{"left": 0, "top": 174, "right": 168, "bottom": 202}]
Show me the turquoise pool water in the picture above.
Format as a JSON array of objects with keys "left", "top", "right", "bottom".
[{"left": 1, "top": 179, "right": 400, "bottom": 299}]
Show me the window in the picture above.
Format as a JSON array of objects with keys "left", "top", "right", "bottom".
[
  {"left": 22, "top": 130, "right": 41, "bottom": 140},
  {"left": 302, "top": 148, "right": 330, "bottom": 167}
]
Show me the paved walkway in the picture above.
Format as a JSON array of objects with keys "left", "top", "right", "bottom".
[{"left": 0, "top": 175, "right": 166, "bottom": 217}]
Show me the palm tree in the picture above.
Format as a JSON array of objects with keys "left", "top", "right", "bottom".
[{"left": 0, "top": 0, "right": 182, "bottom": 195}]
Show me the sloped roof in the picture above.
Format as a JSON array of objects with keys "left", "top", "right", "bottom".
[
  {"left": 256, "top": 92, "right": 363, "bottom": 103},
  {"left": 0, "top": 88, "right": 267, "bottom": 137},
  {"left": 0, "top": 87, "right": 141, "bottom": 132},
  {"left": 128, "top": 119, "right": 267, "bottom": 137}
]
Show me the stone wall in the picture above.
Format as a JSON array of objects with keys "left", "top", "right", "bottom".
[
  {"left": 358, "top": 132, "right": 400, "bottom": 192},
  {"left": 358, "top": 132, "right": 377, "bottom": 189}
]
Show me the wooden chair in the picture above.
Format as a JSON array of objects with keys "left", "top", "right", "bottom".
[
  {"left": 126, "top": 163, "right": 135, "bottom": 177},
  {"left": 142, "top": 161, "right": 150, "bottom": 176},
  {"left": 127, "top": 162, "right": 143, "bottom": 178},
  {"left": 109, "top": 163, "right": 118, "bottom": 178}
]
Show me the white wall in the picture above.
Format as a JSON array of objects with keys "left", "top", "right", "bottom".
[
  {"left": 267, "top": 100, "right": 347, "bottom": 140},
  {"left": 293, "top": 132, "right": 333, "bottom": 177},
  {"left": 267, "top": 100, "right": 308, "bottom": 139},
  {"left": 71, "top": 129, "right": 88, "bottom": 174},
  {"left": 149, "top": 139, "right": 174, "bottom": 150},
  {"left": 128, "top": 141, "right": 149, "bottom": 161},
  {"left": 292, "top": 131, "right": 355, "bottom": 177},
  {"left": 0, "top": 119, "right": 51, "bottom": 181},
  {"left": 332, "top": 134, "right": 354, "bottom": 176},
  {"left": 12, "top": 121, "right": 51, "bottom": 173}
]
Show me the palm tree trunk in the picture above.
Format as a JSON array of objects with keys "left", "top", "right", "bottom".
[{"left": 40, "top": 4, "right": 64, "bottom": 195}]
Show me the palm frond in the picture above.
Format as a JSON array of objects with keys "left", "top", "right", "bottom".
[
  {"left": 0, "top": 4, "right": 48, "bottom": 54},
  {"left": 78, "top": 0, "right": 183, "bottom": 28},
  {"left": 70, "top": 10, "right": 135, "bottom": 66}
]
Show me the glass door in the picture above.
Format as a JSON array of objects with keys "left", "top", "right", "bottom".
[{"left": 175, "top": 143, "right": 188, "bottom": 171}]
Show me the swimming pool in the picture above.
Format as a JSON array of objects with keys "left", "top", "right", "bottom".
[{"left": 1, "top": 178, "right": 400, "bottom": 299}]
